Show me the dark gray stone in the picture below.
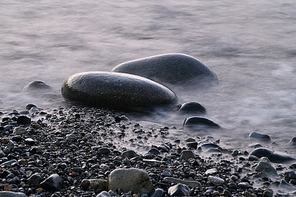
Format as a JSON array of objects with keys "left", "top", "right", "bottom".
[
  {"left": 289, "top": 137, "right": 296, "bottom": 145},
  {"left": 121, "top": 150, "right": 138, "bottom": 159},
  {"left": 111, "top": 53, "right": 218, "bottom": 87},
  {"left": 108, "top": 168, "right": 153, "bottom": 194},
  {"left": 249, "top": 132, "right": 271, "bottom": 142},
  {"left": 249, "top": 148, "right": 296, "bottom": 163},
  {"left": 177, "top": 102, "right": 206, "bottom": 115},
  {"left": 17, "top": 116, "right": 31, "bottom": 125},
  {"left": 150, "top": 188, "right": 165, "bottom": 197},
  {"left": 168, "top": 183, "right": 190, "bottom": 196},
  {"left": 61, "top": 71, "right": 177, "bottom": 111},
  {"left": 28, "top": 173, "right": 42, "bottom": 187},
  {"left": 183, "top": 117, "right": 220, "bottom": 129},
  {"left": 180, "top": 150, "right": 195, "bottom": 160},
  {"left": 0, "top": 191, "right": 27, "bottom": 197},
  {"left": 40, "top": 173, "right": 63, "bottom": 191},
  {"left": 23, "top": 81, "right": 51, "bottom": 91}
]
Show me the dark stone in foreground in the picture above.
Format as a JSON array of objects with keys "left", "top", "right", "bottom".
[
  {"left": 0, "top": 191, "right": 27, "bottom": 197},
  {"left": 249, "top": 148, "right": 296, "bottom": 163},
  {"left": 61, "top": 71, "right": 177, "bottom": 111},
  {"left": 183, "top": 116, "right": 220, "bottom": 129},
  {"left": 111, "top": 53, "right": 218, "bottom": 86},
  {"left": 40, "top": 173, "right": 63, "bottom": 191}
]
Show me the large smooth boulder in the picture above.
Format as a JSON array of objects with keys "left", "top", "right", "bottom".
[
  {"left": 108, "top": 168, "right": 153, "bottom": 194},
  {"left": 61, "top": 71, "right": 177, "bottom": 111},
  {"left": 111, "top": 53, "right": 218, "bottom": 87}
]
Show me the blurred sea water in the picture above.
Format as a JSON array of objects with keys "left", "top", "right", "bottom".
[{"left": 0, "top": 0, "right": 296, "bottom": 157}]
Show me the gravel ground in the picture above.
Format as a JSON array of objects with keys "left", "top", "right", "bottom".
[{"left": 0, "top": 105, "right": 295, "bottom": 197}]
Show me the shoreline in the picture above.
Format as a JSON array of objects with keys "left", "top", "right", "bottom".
[{"left": 0, "top": 105, "right": 295, "bottom": 196}]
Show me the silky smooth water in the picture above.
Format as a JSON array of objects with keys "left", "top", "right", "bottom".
[{"left": 1, "top": 0, "right": 296, "bottom": 157}]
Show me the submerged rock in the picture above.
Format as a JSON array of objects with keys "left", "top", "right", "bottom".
[
  {"left": 111, "top": 53, "right": 218, "bottom": 87},
  {"left": 61, "top": 71, "right": 177, "bottom": 111},
  {"left": 249, "top": 132, "right": 271, "bottom": 142},
  {"left": 108, "top": 168, "right": 153, "bottom": 194},
  {"left": 249, "top": 148, "right": 296, "bottom": 163},
  {"left": 177, "top": 102, "right": 207, "bottom": 115},
  {"left": 23, "top": 81, "right": 51, "bottom": 92},
  {"left": 183, "top": 117, "right": 220, "bottom": 129}
]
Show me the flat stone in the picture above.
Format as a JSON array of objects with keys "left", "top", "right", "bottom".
[
  {"left": 61, "top": 71, "right": 177, "bottom": 111},
  {"left": 108, "top": 168, "right": 153, "bottom": 194},
  {"left": 111, "top": 53, "right": 218, "bottom": 87},
  {"left": 0, "top": 192, "right": 27, "bottom": 197}
]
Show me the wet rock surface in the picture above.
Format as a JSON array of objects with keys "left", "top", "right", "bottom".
[
  {"left": 111, "top": 53, "right": 218, "bottom": 87},
  {"left": 61, "top": 71, "right": 177, "bottom": 111},
  {"left": 0, "top": 106, "right": 295, "bottom": 196}
]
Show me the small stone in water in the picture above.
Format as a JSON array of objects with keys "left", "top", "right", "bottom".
[{"left": 249, "top": 132, "right": 271, "bottom": 142}]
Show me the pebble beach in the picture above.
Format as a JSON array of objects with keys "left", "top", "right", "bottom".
[{"left": 0, "top": 104, "right": 295, "bottom": 197}]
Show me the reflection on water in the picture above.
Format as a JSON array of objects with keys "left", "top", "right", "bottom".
[{"left": 0, "top": 0, "right": 296, "bottom": 157}]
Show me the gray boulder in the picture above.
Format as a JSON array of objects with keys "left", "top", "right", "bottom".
[
  {"left": 108, "top": 168, "right": 153, "bottom": 194},
  {"left": 61, "top": 71, "right": 177, "bottom": 111},
  {"left": 111, "top": 53, "right": 218, "bottom": 87}
]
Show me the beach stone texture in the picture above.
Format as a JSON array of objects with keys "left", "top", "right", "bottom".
[
  {"left": 0, "top": 191, "right": 28, "bottom": 197},
  {"left": 23, "top": 81, "right": 51, "bottom": 92},
  {"left": 108, "top": 168, "right": 153, "bottom": 194},
  {"left": 183, "top": 116, "right": 220, "bottom": 129},
  {"left": 111, "top": 53, "right": 218, "bottom": 86},
  {"left": 61, "top": 71, "right": 177, "bottom": 111}
]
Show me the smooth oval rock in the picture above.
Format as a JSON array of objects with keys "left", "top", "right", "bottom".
[
  {"left": 61, "top": 71, "right": 177, "bottom": 111},
  {"left": 108, "top": 168, "right": 153, "bottom": 194},
  {"left": 177, "top": 102, "right": 207, "bottom": 115},
  {"left": 23, "top": 81, "right": 51, "bottom": 92},
  {"left": 111, "top": 53, "right": 218, "bottom": 87},
  {"left": 183, "top": 116, "right": 220, "bottom": 129},
  {"left": 249, "top": 132, "right": 271, "bottom": 142},
  {"left": 249, "top": 148, "right": 296, "bottom": 163}
]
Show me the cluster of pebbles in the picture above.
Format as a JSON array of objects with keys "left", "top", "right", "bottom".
[{"left": 0, "top": 105, "right": 295, "bottom": 197}]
